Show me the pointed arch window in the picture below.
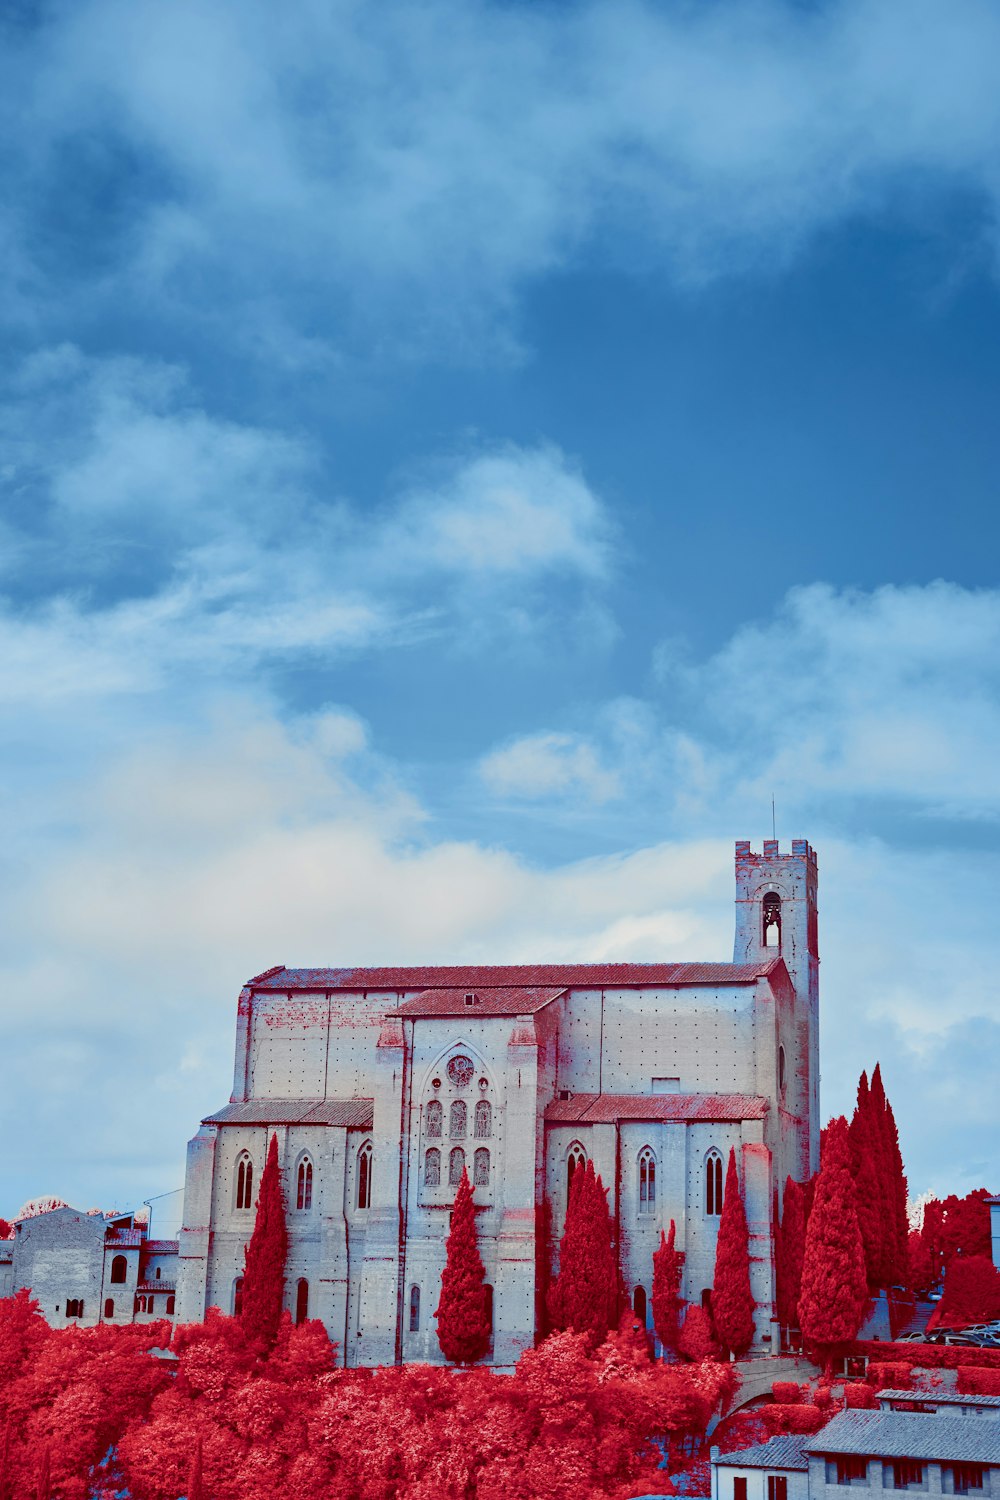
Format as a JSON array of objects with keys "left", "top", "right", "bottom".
[
  {"left": 425, "top": 1100, "right": 443, "bottom": 1138},
  {"left": 357, "top": 1141, "right": 372, "bottom": 1209},
  {"left": 296, "top": 1156, "right": 313, "bottom": 1211},
  {"left": 567, "top": 1143, "right": 587, "bottom": 1200},
  {"left": 425, "top": 1147, "right": 441, "bottom": 1187},
  {"left": 633, "top": 1286, "right": 647, "bottom": 1325},
  {"left": 449, "top": 1100, "right": 467, "bottom": 1138},
  {"left": 409, "top": 1284, "right": 420, "bottom": 1332},
  {"left": 638, "top": 1148, "right": 656, "bottom": 1215},
  {"left": 474, "top": 1147, "right": 490, "bottom": 1186},
  {"left": 233, "top": 1276, "right": 244, "bottom": 1316},
  {"left": 110, "top": 1254, "right": 127, "bottom": 1284},
  {"left": 295, "top": 1278, "right": 309, "bottom": 1325},
  {"left": 763, "top": 892, "right": 781, "bottom": 949},
  {"left": 474, "top": 1099, "right": 492, "bottom": 1138},
  {"left": 705, "top": 1151, "right": 724, "bottom": 1216},
  {"left": 235, "top": 1153, "right": 254, "bottom": 1211},
  {"left": 449, "top": 1146, "right": 465, "bottom": 1186}
]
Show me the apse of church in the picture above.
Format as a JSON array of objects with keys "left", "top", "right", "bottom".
[{"left": 176, "top": 839, "right": 819, "bottom": 1367}]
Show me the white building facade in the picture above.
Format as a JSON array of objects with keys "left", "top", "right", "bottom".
[{"left": 176, "top": 838, "right": 820, "bottom": 1366}]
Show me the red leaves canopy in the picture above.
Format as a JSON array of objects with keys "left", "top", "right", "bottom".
[
  {"left": 435, "top": 1167, "right": 491, "bottom": 1364},
  {"left": 240, "top": 1134, "right": 288, "bottom": 1352},
  {"left": 929, "top": 1255, "right": 1000, "bottom": 1331},
  {"left": 711, "top": 1149, "right": 755, "bottom": 1357},
  {"left": 798, "top": 1116, "right": 868, "bottom": 1357},
  {"left": 776, "top": 1176, "right": 808, "bottom": 1328},
  {"left": 546, "top": 1160, "right": 617, "bottom": 1349},
  {"left": 651, "top": 1220, "right": 684, "bottom": 1352}
]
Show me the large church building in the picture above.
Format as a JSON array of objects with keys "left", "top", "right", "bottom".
[{"left": 175, "top": 838, "right": 820, "bottom": 1366}]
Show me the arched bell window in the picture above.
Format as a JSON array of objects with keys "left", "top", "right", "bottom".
[
  {"left": 763, "top": 892, "right": 781, "bottom": 949},
  {"left": 235, "top": 1152, "right": 254, "bottom": 1211},
  {"left": 705, "top": 1150, "right": 724, "bottom": 1216},
  {"left": 296, "top": 1156, "right": 313, "bottom": 1211},
  {"left": 357, "top": 1141, "right": 373, "bottom": 1210},
  {"left": 638, "top": 1147, "right": 656, "bottom": 1215}
]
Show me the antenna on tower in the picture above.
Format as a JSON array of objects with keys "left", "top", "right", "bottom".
[{"left": 771, "top": 796, "right": 776, "bottom": 841}]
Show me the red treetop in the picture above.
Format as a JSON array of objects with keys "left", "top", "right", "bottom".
[
  {"left": 0, "top": 1219, "right": 11, "bottom": 1240},
  {"left": 240, "top": 1133, "right": 288, "bottom": 1351},
  {"left": 870, "top": 1064, "right": 909, "bottom": 1287},
  {"left": 849, "top": 1071, "right": 885, "bottom": 1288},
  {"left": 435, "top": 1167, "right": 491, "bottom": 1364},
  {"left": 652, "top": 1220, "right": 685, "bottom": 1353},
  {"left": 711, "top": 1148, "right": 756, "bottom": 1357},
  {"left": 776, "top": 1177, "right": 808, "bottom": 1329},
  {"left": 547, "top": 1160, "right": 618, "bottom": 1349},
  {"left": 677, "top": 1303, "right": 719, "bottom": 1362},
  {"left": 798, "top": 1116, "right": 868, "bottom": 1358},
  {"left": 928, "top": 1255, "right": 1000, "bottom": 1331}
]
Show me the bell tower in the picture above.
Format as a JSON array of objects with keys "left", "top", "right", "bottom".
[{"left": 734, "top": 838, "right": 820, "bottom": 1172}]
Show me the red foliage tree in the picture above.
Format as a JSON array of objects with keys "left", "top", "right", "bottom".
[
  {"left": 435, "top": 1167, "right": 490, "bottom": 1364},
  {"left": 676, "top": 1304, "right": 718, "bottom": 1362},
  {"left": 651, "top": 1220, "right": 684, "bottom": 1355},
  {"left": 928, "top": 1255, "right": 1000, "bottom": 1331},
  {"left": 240, "top": 1133, "right": 288, "bottom": 1352},
  {"left": 187, "top": 1433, "right": 204, "bottom": 1500},
  {"left": 870, "top": 1065, "right": 909, "bottom": 1287},
  {"left": 0, "top": 1221, "right": 11, "bottom": 1240},
  {"left": 776, "top": 1177, "right": 808, "bottom": 1330},
  {"left": 849, "top": 1071, "right": 885, "bottom": 1287},
  {"left": 798, "top": 1116, "right": 868, "bottom": 1365},
  {"left": 940, "top": 1191, "right": 994, "bottom": 1266},
  {"left": 547, "top": 1160, "right": 618, "bottom": 1350},
  {"left": 711, "top": 1149, "right": 755, "bottom": 1357}
]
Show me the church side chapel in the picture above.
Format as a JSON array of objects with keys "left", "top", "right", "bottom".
[{"left": 176, "top": 839, "right": 820, "bottom": 1366}]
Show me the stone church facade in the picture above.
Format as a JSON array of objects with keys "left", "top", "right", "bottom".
[{"left": 175, "top": 839, "right": 820, "bottom": 1366}]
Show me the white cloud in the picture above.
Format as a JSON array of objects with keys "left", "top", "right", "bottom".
[{"left": 481, "top": 730, "right": 621, "bottom": 804}]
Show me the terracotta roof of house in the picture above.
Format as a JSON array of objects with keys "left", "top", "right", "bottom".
[
  {"left": 713, "top": 1434, "right": 811, "bottom": 1471},
  {"left": 203, "top": 1098, "right": 374, "bottom": 1128},
  {"left": 544, "top": 1092, "right": 769, "bottom": 1124},
  {"left": 248, "top": 960, "right": 786, "bottom": 993},
  {"left": 389, "top": 986, "right": 566, "bottom": 1018},
  {"left": 105, "top": 1229, "right": 145, "bottom": 1247},
  {"left": 142, "top": 1240, "right": 179, "bottom": 1256},
  {"left": 807, "top": 1410, "right": 1000, "bottom": 1463}
]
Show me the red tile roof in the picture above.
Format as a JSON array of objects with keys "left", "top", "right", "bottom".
[
  {"left": 251, "top": 960, "right": 784, "bottom": 992},
  {"left": 203, "top": 1098, "right": 374, "bottom": 1128},
  {"left": 544, "top": 1093, "right": 769, "bottom": 1124},
  {"left": 105, "top": 1229, "right": 145, "bottom": 1247},
  {"left": 143, "top": 1240, "right": 179, "bottom": 1255},
  {"left": 390, "top": 986, "right": 566, "bottom": 1018}
]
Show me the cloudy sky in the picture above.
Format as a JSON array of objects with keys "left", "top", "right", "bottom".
[{"left": 2, "top": 0, "right": 999, "bottom": 1218}]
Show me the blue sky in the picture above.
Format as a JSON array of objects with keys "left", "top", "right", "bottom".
[{"left": 1, "top": 0, "right": 999, "bottom": 1217}]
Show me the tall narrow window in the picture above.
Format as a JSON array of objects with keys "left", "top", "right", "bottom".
[
  {"left": 706, "top": 1151, "right": 723, "bottom": 1216},
  {"left": 357, "top": 1141, "right": 372, "bottom": 1209},
  {"left": 638, "top": 1148, "right": 656, "bottom": 1214},
  {"left": 425, "top": 1099, "right": 443, "bottom": 1138},
  {"left": 425, "top": 1147, "right": 441, "bottom": 1187},
  {"left": 233, "top": 1277, "right": 244, "bottom": 1316},
  {"left": 449, "top": 1100, "right": 467, "bottom": 1138},
  {"left": 474, "top": 1147, "right": 490, "bottom": 1186},
  {"left": 633, "top": 1286, "right": 647, "bottom": 1324},
  {"left": 409, "top": 1284, "right": 420, "bottom": 1332},
  {"left": 104, "top": 1298, "right": 114, "bottom": 1320},
  {"left": 166, "top": 1295, "right": 175, "bottom": 1315},
  {"left": 767, "top": 1478, "right": 788, "bottom": 1500},
  {"left": 295, "top": 1278, "right": 309, "bottom": 1325},
  {"left": 762, "top": 892, "right": 781, "bottom": 949},
  {"left": 449, "top": 1146, "right": 465, "bottom": 1186},
  {"left": 296, "top": 1157, "right": 313, "bottom": 1211},
  {"left": 236, "top": 1153, "right": 254, "bottom": 1210},
  {"left": 484, "top": 1284, "right": 493, "bottom": 1334},
  {"left": 567, "top": 1143, "right": 587, "bottom": 1199},
  {"left": 474, "top": 1099, "right": 492, "bottom": 1138},
  {"left": 110, "top": 1254, "right": 127, "bottom": 1284}
]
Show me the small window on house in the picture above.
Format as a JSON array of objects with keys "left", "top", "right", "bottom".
[
  {"left": 567, "top": 1143, "right": 587, "bottom": 1200},
  {"left": 166, "top": 1295, "right": 175, "bottom": 1315},
  {"left": 357, "top": 1141, "right": 372, "bottom": 1209},
  {"left": 763, "top": 892, "right": 781, "bottom": 949},
  {"left": 948, "top": 1466, "right": 985, "bottom": 1495},
  {"left": 474, "top": 1147, "right": 490, "bottom": 1186},
  {"left": 705, "top": 1151, "right": 724, "bottom": 1215},
  {"left": 295, "top": 1277, "right": 309, "bottom": 1325},
  {"left": 425, "top": 1147, "right": 441, "bottom": 1187},
  {"left": 66, "top": 1299, "right": 83, "bottom": 1318},
  {"left": 733, "top": 1479, "right": 748, "bottom": 1500},
  {"left": 233, "top": 1277, "right": 244, "bottom": 1317},
  {"left": 104, "top": 1298, "right": 114, "bottom": 1320},
  {"left": 235, "top": 1153, "right": 254, "bottom": 1210},
  {"left": 450, "top": 1100, "right": 467, "bottom": 1139},
  {"left": 891, "top": 1461, "right": 925, "bottom": 1491},
  {"left": 638, "top": 1148, "right": 656, "bottom": 1214},
  {"left": 155, "top": 1267, "right": 161, "bottom": 1280},
  {"left": 767, "top": 1478, "right": 788, "bottom": 1500},
  {"left": 409, "top": 1284, "right": 420, "bottom": 1333},
  {"left": 110, "top": 1254, "right": 127, "bottom": 1284},
  {"left": 464, "top": 992, "right": 477, "bottom": 1006},
  {"left": 449, "top": 1146, "right": 465, "bottom": 1186},
  {"left": 474, "top": 1099, "right": 492, "bottom": 1138},
  {"left": 425, "top": 1100, "right": 443, "bottom": 1138},
  {"left": 826, "top": 1456, "right": 868, "bottom": 1485},
  {"left": 297, "top": 1157, "right": 314, "bottom": 1211}
]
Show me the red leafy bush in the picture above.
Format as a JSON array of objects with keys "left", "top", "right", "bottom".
[
  {"left": 771, "top": 1381, "right": 802, "bottom": 1404},
  {"left": 677, "top": 1305, "right": 719, "bottom": 1363},
  {"left": 927, "top": 1255, "right": 1000, "bottom": 1332},
  {"left": 762, "top": 1404, "right": 825, "bottom": 1435},
  {"left": 852, "top": 1340, "right": 1000, "bottom": 1370},
  {"left": 956, "top": 1368, "right": 1000, "bottom": 1397},
  {"left": 866, "top": 1362, "right": 912, "bottom": 1390},
  {"left": 813, "top": 1384, "right": 833, "bottom": 1411},
  {"left": 844, "top": 1383, "right": 877, "bottom": 1409}
]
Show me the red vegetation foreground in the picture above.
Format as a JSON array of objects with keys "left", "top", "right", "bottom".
[{"left": 0, "top": 1290, "right": 738, "bottom": 1500}]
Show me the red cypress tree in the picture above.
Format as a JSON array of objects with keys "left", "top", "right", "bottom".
[
  {"left": 711, "top": 1147, "right": 755, "bottom": 1357},
  {"left": 870, "top": 1064, "right": 909, "bottom": 1287},
  {"left": 240, "top": 1132, "right": 288, "bottom": 1351},
  {"left": 776, "top": 1176, "right": 807, "bottom": 1331},
  {"left": 798, "top": 1116, "right": 868, "bottom": 1366},
  {"left": 849, "top": 1071, "right": 885, "bottom": 1288},
  {"left": 435, "top": 1166, "right": 490, "bottom": 1363},
  {"left": 547, "top": 1160, "right": 617, "bottom": 1349},
  {"left": 651, "top": 1220, "right": 685, "bottom": 1354},
  {"left": 676, "top": 1303, "right": 718, "bottom": 1362},
  {"left": 187, "top": 1433, "right": 204, "bottom": 1500}
]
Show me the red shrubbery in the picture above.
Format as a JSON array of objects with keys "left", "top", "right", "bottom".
[
  {"left": 956, "top": 1368, "right": 1000, "bottom": 1397},
  {"left": 761, "top": 1404, "right": 825, "bottom": 1436},
  {"left": 851, "top": 1340, "right": 1000, "bottom": 1370},
  {"left": 866, "top": 1362, "right": 912, "bottom": 1390}
]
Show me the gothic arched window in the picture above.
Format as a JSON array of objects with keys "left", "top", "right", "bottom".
[
  {"left": 425, "top": 1147, "right": 441, "bottom": 1186},
  {"left": 110, "top": 1254, "right": 127, "bottom": 1284},
  {"left": 296, "top": 1156, "right": 313, "bottom": 1211},
  {"left": 449, "top": 1146, "right": 465, "bottom": 1186},
  {"left": 633, "top": 1286, "right": 647, "bottom": 1325},
  {"left": 235, "top": 1153, "right": 254, "bottom": 1211},
  {"left": 357, "top": 1141, "right": 373, "bottom": 1209},
  {"left": 763, "top": 892, "right": 781, "bottom": 949},
  {"left": 233, "top": 1276, "right": 244, "bottom": 1316},
  {"left": 474, "top": 1099, "right": 492, "bottom": 1138},
  {"left": 567, "top": 1143, "right": 587, "bottom": 1200},
  {"left": 638, "top": 1148, "right": 656, "bottom": 1215},
  {"left": 705, "top": 1151, "right": 724, "bottom": 1216},
  {"left": 409, "top": 1284, "right": 420, "bottom": 1332},
  {"left": 449, "top": 1100, "right": 467, "bottom": 1138},
  {"left": 474, "top": 1147, "right": 490, "bottom": 1186},
  {"left": 295, "top": 1278, "right": 309, "bottom": 1325},
  {"left": 425, "top": 1099, "right": 443, "bottom": 1138}
]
